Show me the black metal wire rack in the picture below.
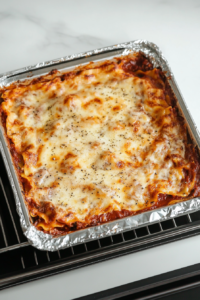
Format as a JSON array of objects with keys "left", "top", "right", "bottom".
[{"left": 1, "top": 152, "right": 200, "bottom": 291}]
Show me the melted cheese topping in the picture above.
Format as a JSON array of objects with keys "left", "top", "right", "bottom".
[{"left": 1, "top": 54, "right": 193, "bottom": 233}]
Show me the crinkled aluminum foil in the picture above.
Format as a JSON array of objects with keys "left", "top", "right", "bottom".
[{"left": 1, "top": 40, "right": 200, "bottom": 251}]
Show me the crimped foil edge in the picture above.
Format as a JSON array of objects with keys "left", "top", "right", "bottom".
[{"left": 0, "top": 40, "right": 172, "bottom": 85}]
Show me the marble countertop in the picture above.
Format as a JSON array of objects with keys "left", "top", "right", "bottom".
[{"left": 1, "top": 0, "right": 200, "bottom": 299}]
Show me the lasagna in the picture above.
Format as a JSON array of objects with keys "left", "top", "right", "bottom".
[{"left": 1, "top": 52, "right": 200, "bottom": 237}]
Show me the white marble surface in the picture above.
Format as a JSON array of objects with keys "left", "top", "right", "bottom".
[{"left": 1, "top": 0, "right": 200, "bottom": 299}]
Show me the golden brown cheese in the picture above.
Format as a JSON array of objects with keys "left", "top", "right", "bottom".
[{"left": 1, "top": 52, "right": 200, "bottom": 236}]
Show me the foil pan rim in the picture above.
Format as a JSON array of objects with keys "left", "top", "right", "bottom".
[
  {"left": 0, "top": 40, "right": 172, "bottom": 84},
  {"left": 0, "top": 40, "right": 199, "bottom": 252},
  {"left": 24, "top": 199, "right": 200, "bottom": 251}
]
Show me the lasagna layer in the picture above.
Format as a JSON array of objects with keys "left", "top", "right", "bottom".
[{"left": 1, "top": 52, "right": 200, "bottom": 236}]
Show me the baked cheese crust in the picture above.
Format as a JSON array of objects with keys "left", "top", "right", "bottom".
[{"left": 1, "top": 52, "right": 200, "bottom": 236}]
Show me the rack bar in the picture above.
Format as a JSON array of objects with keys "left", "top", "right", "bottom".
[
  {"left": 172, "top": 218, "right": 177, "bottom": 228},
  {"left": 187, "top": 214, "right": 192, "bottom": 223},
  {"left": 0, "top": 241, "right": 29, "bottom": 254},
  {"left": 34, "top": 251, "right": 38, "bottom": 265},
  {"left": 0, "top": 213, "right": 8, "bottom": 247},
  {"left": 0, "top": 178, "right": 21, "bottom": 243}
]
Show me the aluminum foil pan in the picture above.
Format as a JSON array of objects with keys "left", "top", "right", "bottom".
[{"left": 1, "top": 40, "right": 200, "bottom": 251}]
